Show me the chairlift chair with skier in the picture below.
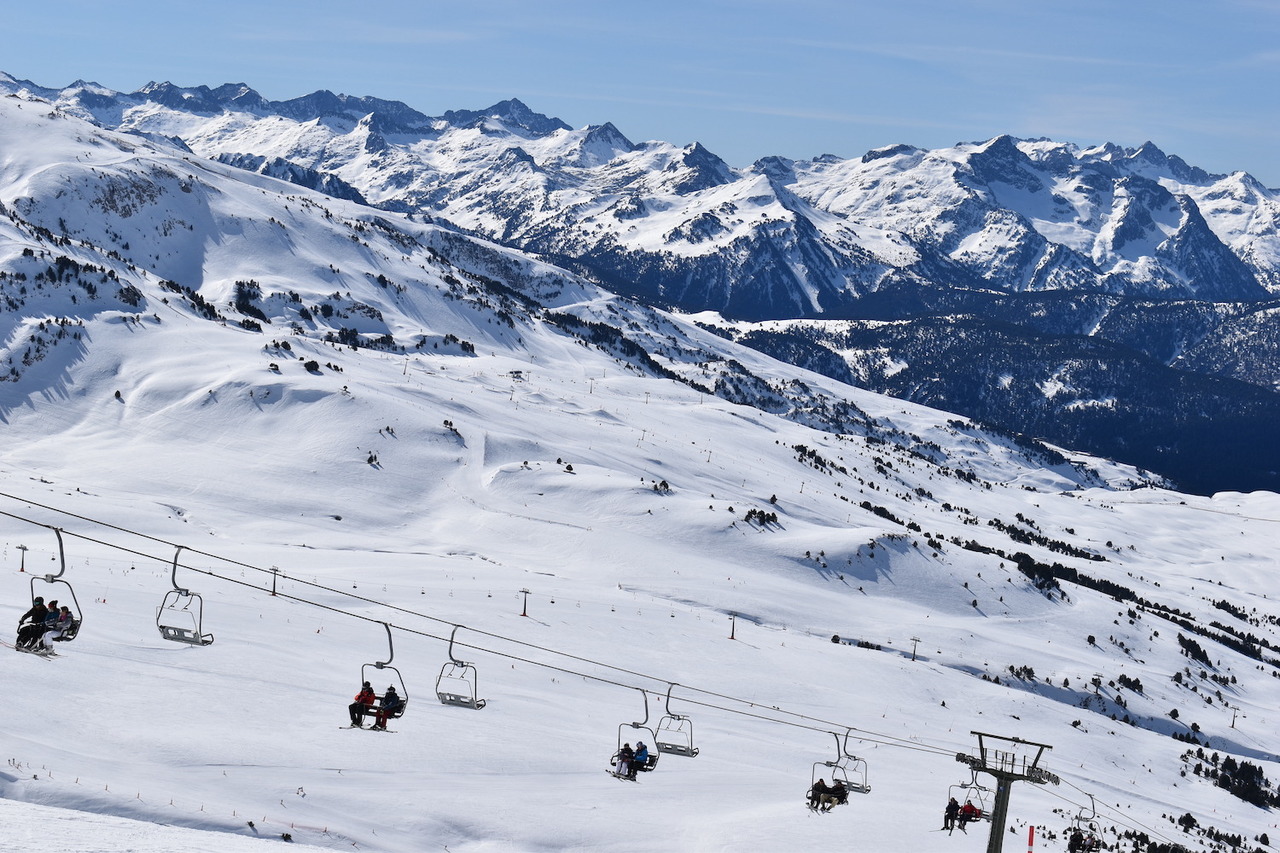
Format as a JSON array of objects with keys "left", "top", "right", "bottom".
[
  {"left": 609, "top": 689, "right": 659, "bottom": 778},
  {"left": 29, "top": 527, "right": 83, "bottom": 643},
  {"left": 356, "top": 623, "right": 408, "bottom": 727}
]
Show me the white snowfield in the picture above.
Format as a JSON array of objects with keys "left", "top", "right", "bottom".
[{"left": 0, "top": 89, "right": 1277, "bottom": 853}]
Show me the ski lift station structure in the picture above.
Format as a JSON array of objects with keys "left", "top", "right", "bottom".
[{"left": 155, "top": 545, "right": 214, "bottom": 646}]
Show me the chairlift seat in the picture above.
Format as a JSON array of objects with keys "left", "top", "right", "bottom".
[
  {"left": 437, "top": 688, "right": 486, "bottom": 710},
  {"left": 610, "top": 751, "right": 658, "bottom": 773},
  {"left": 159, "top": 625, "right": 214, "bottom": 646},
  {"left": 654, "top": 712, "right": 698, "bottom": 757},
  {"left": 369, "top": 693, "right": 407, "bottom": 719}
]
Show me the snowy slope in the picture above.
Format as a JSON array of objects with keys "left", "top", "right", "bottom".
[{"left": 0, "top": 89, "right": 1278, "bottom": 853}]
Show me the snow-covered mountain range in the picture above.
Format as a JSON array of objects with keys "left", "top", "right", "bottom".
[
  {"left": 1, "top": 77, "right": 1279, "bottom": 852},
  {"left": 5, "top": 72, "right": 1280, "bottom": 497},
  {"left": 10, "top": 72, "right": 1278, "bottom": 312}
]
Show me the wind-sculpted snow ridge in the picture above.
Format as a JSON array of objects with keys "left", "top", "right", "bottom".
[{"left": 2, "top": 85, "right": 1280, "bottom": 853}]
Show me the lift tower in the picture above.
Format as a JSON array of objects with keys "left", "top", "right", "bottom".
[{"left": 956, "top": 731, "right": 1059, "bottom": 853}]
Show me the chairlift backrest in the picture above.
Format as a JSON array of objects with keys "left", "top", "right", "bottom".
[{"left": 654, "top": 684, "right": 699, "bottom": 757}]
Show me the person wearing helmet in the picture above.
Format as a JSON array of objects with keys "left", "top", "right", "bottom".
[
  {"left": 16, "top": 596, "right": 48, "bottom": 650},
  {"left": 349, "top": 681, "right": 376, "bottom": 727},
  {"left": 371, "top": 685, "right": 403, "bottom": 730},
  {"left": 629, "top": 741, "right": 650, "bottom": 778}
]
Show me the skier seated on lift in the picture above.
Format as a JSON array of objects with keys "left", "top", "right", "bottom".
[
  {"left": 349, "top": 681, "right": 376, "bottom": 727},
  {"left": 942, "top": 796, "right": 960, "bottom": 831},
  {"left": 823, "top": 779, "right": 848, "bottom": 810},
  {"left": 631, "top": 741, "right": 651, "bottom": 776},
  {"left": 370, "top": 685, "right": 403, "bottom": 730},
  {"left": 42, "top": 606, "right": 74, "bottom": 648},
  {"left": 15, "top": 597, "right": 48, "bottom": 650},
  {"left": 958, "top": 799, "right": 982, "bottom": 828},
  {"left": 808, "top": 778, "right": 830, "bottom": 810},
  {"left": 1068, "top": 829, "right": 1085, "bottom": 852},
  {"left": 613, "top": 743, "right": 634, "bottom": 777}
]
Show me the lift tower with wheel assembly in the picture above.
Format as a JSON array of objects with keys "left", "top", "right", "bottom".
[{"left": 955, "top": 731, "right": 1059, "bottom": 853}]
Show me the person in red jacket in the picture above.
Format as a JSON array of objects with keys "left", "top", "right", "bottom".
[
  {"left": 959, "top": 800, "right": 982, "bottom": 830},
  {"left": 348, "top": 681, "right": 376, "bottom": 727}
]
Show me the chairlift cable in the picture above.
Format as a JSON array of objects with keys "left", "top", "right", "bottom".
[{"left": 0, "top": 496, "right": 1068, "bottom": 764}]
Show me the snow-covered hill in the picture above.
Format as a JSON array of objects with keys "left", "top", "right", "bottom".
[
  {"left": 9, "top": 71, "right": 1280, "bottom": 499},
  {"left": 1, "top": 86, "right": 1279, "bottom": 853}
]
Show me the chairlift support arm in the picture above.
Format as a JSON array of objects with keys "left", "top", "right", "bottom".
[{"left": 168, "top": 545, "right": 190, "bottom": 594}]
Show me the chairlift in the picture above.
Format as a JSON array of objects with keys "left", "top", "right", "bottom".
[
  {"left": 611, "top": 688, "right": 659, "bottom": 775},
  {"left": 360, "top": 622, "right": 408, "bottom": 721},
  {"left": 808, "top": 732, "right": 853, "bottom": 811},
  {"left": 837, "top": 728, "right": 871, "bottom": 794},
  {"left": 1068, "top": 793, "right": 1102, "bottom": 851},
  {"left": 435, "top": 625, "right": 486, "bottom": 709},
  {"left": 654, "top": 683, "right": 699, "bottom": 757},
  {"left": 156, "top": 545, "right": 213, "bottom": 646},
  {"left": 948, "top": 769, "right": 992, "bottom": 822},
  {"left": 30, "top": 527, "right": 83, "bottom": 642}
]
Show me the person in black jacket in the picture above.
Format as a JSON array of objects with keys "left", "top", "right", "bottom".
[
  {"left": 614, "top": 743, "right": 634, "bottom": 777},
  {"left": 16, "top": 597, "right": 48, "bottom": 649},
  {"left": 370, "top": 685, "right": 403, "bottom": 730},
  {"left": 943, "top": 797, "right": 961, "bottom": 831},
  {"left": 808, "top": 778, "right": 830, "bottom": 810}
]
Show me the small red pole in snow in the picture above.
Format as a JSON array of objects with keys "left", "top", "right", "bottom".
[{"left": 1027, "top": 824, "right": 1035, "bottom": 851}]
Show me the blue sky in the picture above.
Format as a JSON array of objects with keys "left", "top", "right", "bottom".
[{"left": 7, "top": 0, "right": 1280, "bottom": 184}]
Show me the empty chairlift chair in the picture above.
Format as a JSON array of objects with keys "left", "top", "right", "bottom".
[
  {"left": 653, "top": 683, "right": 699, "bottom": 757},
  {"left": 156, "top": 545, "right": 214, "bottom": 646},
  {"left": 838, "top": 729, "right": 872, "bottom": 794},
  {"left": 435, "top": 625, "right": 486, "bottom": 709}
]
